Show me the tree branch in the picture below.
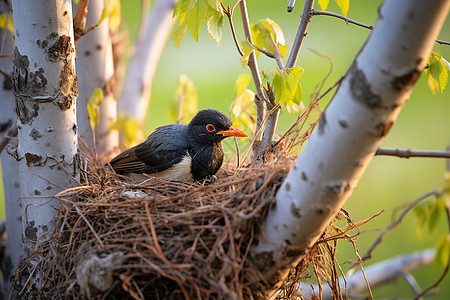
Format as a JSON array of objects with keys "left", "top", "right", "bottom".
[
  {"left": 298, "top": 249, "right": 436, "bottom": 299},
  {"left": 310, "top": 9, "right": 450, "bottom": 46},
  {"left": 286, "top": 0, "right": 315, "bottom": 68},
  {"left": 376, "top": 147, "right": 450, "bottom": 159},
  {"left": 239, "top": 0, "right": 265, "bottom": 146},
  {"left": 0, "top": 125, "right": 17, "bottom": 154},
  {"left": 287, "top": 0, "right": 297, "bottom": 13},
  {"left": 310, "top": 9, "right": 374, "bottom": 30}
]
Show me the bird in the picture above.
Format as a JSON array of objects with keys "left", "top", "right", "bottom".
[{"left": 109, "top": 109, "right": 248, "bottom": 182}]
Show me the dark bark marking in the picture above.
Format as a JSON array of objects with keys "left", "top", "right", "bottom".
[
  {"left": 33, "top": 189, "right": 41, "bottom": 195},
  {"left": 376, "top": 120, "right": 394, "bottom": 137},
  {"left": 301, "top": 171, "right": 308, "bottom": 181},
  {"left": 29, "top": 128, "right": 42, "bottom": 140},
  {"left": 285, "top": 182, "right": 291, "bottom": 191},
  {"left": 325, "top": 181, "right": 350, "bottom": 196},
  {"left": 25, "top": 152, "right": 42, "bottom": 166},
  {"left": 338, "top": 118, "right": 348, "bottom": 128},
  {"left": 391, "top": 69, "right": 421, "bottom": 91},
  {"left": 290, "top": 203, "right": 301, "bottom": 218},
  {"left": 318, "top": 113, "right": 327, "bottom": 135},
  {"left": 14, "top": 48, "right": 48, "bottom": 99},
  {"left": 350, "top": 64, "right": 382, "bottom": 108},
  {"left": 25, "top": 222, "right": 37, "bottom": 242}
]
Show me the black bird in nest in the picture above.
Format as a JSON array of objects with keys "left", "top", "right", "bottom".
[{"left": 109, "top": 109, "right": 248, "bottom": 182}]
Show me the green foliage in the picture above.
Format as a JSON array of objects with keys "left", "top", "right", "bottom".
[
  {"left": 87, "top": 88, "right": 104, "bottom": 130},
  {"left": 0, "top": 14, "right": 14, "bottom": 34},
  {"left": 168, "top": 75, "right": 199, "bottom": 123},
  {"left": 318, "top": 0, "right": 350, "bottom": 16},
  {"left": 106, "top": 0, "right": 122, "bottom": 32},
  {"left": 414, "top": 172, "right": 450, "bottom": 268},
  {"left": 263, "top": 66, "right": 304, "bottom": 109},
  {"left": 73, "top": 0, "right": 80, "bottom": 5},
  {"left": 425, "top": 52, "right": 449, "bottom": 94},
  {"left": 172, "top": 0, "right": 224, "bottom": 49},
  {"left": 240, "top": 18, "right": 287, "bottom": 68},
  {"left": 232, "top": 74, "right": 256, "bottom": 132},
  {"left": 110, "top": 115, "right": 141, "bottom": 148}
]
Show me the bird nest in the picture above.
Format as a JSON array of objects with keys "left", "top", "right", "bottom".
[{"left": 14, "top": 154, "right": 330, "bottom": 300}]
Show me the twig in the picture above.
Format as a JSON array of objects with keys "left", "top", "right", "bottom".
[
  {"left": 239, "top": 0, "right": 265, "bottom": 144},
  {"left": 286, "top": 0, "right": 315, "bottom": 68},
  {"left": 246, "top": 37, "right": 276, "bottom": 59},
  {"left": 310, "top": 9, "right": 374, "bottom": 30},
  {"left": 74, "top": 206, "right": 104, "bottom": 246},
  {"left": 310, "top": 9, "right": 449, "bottom": 46},
  {"left": 287, "top": 0, "right": 297, "bottom": 13},
  {"left": 221, "top": 1, "right": 243, "bottom": 57},
  {"left": 348, "top": 190, "right": 440, "bottom": 275},
  {"left": 376, "top": 147, "right": 450, "bottom": 159}
]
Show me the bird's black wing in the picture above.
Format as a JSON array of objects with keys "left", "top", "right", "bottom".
[{"left": 110, "top": 124, "right": 191, "bottom": 174}]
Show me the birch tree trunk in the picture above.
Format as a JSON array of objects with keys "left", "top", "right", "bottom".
[
  {"left": 11, "top": 0, "right": 79, "bottom": 290},
  {"left": 76, "top": 0, "right": 119, "bottom": 158},
  {"left": 0, "top": 2, "right": 23, "bottom": 295},
  {"left": 118, "top": 0, "right": 176, "bottom": 145},
  {"left": 249, "top": 0, "right": 450, "bottom": 297}
]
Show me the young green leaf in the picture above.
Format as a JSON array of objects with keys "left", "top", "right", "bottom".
[
  {"left": 87, "top": 88, "right": 104, "bottom": 130},
  {"left": 173, "top": 0, "right": 191, "bottom": 24},
  {"left": 106, "top": 0, "right": 121, "bottom": 32},
  {"left": 207, "top": 10, "right": 223, "bottom": 45},
  {"left": 235, "top": 73, "right": 252, "bottom": 96},
  {"left": 434, "top": 234, "right": 450, "bottom": 268},
  {"left": 318, "top": 0, "right": 330, "bottom": 11},
  {"left": 334, "top": 0, "right": 349, "bottom": 17},
  {"left": 187, "top": 0, "right": 208, "bottom": 42},
  {"left": 172, "top": 19, "right": 189, "bottom": 50},
  {"left": 425, "top": 52, "right": 449, "bottom": 94}
]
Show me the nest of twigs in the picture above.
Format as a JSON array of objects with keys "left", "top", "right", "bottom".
[{"left": 15, "top": 154, "right": 335, "bottom": 299}]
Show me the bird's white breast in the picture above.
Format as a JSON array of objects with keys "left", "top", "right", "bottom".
[{"left": 129, "top": 155, "right": 193, "bottom": 183}]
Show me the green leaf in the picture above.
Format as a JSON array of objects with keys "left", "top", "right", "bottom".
[
  {"left": 168, "top": 75, "right": 198, "bottom": 123},
  {"left": 318, "top": 0, "right": 329, "bottom": 10},
  {"left": 98, "top": 8, "right": 108, "bottom": 27},
  {"left": 334, "top": 0, "right": 349, "bottom": 17},
  {"left": 426, "top": 52, "right": 449, "bottom": 94},
  {"left": 87, "top": 88, "right": 104, "bottom": 130},
  {"left": 207, "top": 10, "right": 223, "bottom": 45},
  {"left": 73, "top": 0, "right": 80, "bottom": 4},
  {"left": 187, "top": 0, "right": 208, "bottom": 42},
  {"left": 428, "top": 200, "right": 441, "bottom": 232},
  {"left": 239, "top": 41, "right": 254, "bottom": 68},
  {"left": 235, "top": 73, "right": 251, "bottom": 96},
  {"left": 173, "top": 0, "right": 191, "bottom": 24},
  {"left": 172, "top": 19, "right": 189, "bottom": 50},
  {"left": 434, "top": 234, "right": 450, "bottom": 268}
]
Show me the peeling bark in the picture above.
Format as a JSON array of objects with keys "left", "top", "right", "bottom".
[
  {"left": 12, "top": 0, "right": 79, "bottom": 292},
  {"left": 249, "top": 0, "right": 450, "bottom": 297}
]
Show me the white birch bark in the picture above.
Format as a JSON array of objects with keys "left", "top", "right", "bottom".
[
  {"left": 76, "top": 0, "right": 119, "bottom": 158},
  {"left": 117, "top": 0, "right": 176, "bottom": 144},
  {"left": 11, "top": 0, "right": 79, "bottom": 285},
  {"left": 0, "top": 4, "right": 23, "bottom": 294},
  {"left": 250, "top": 0, "right": 450, "bottom": 295}
]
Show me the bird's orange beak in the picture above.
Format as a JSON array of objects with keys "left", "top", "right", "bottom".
[{"left": 217, "top": 126, "right": 248, "bottom": 138}]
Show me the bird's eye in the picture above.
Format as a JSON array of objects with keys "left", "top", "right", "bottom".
[{"left": 206, "top": 124, "right": 215, "bottom": 132}]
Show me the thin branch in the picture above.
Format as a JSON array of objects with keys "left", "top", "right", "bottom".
[
  {"left": 286, "top": 0, "right": 315, "bottom": 68},
  {"left": 376, "top": 148, "right": 450, "bottom": 159},
  {"left": 221, "top": 1, "right": 243, "bottom": 56},
  {"left": 348, "top": 190, "right": 441, "bottom": 275},
  {"left": 269, "top": 35, "right": 285, "bottom": 69},
  {"left": 310, "top": 9, "right": 374, "bottom": 30},
  {"left": 239, "top": 0, "right": 265, "bottom": 146},
  {"left": 287, "top": 0, "right": 297, "bottom": 13},
  {"left": 246, "top": 38, "right": 276, "bottom": 59},
  {"left": 310, "top": 9, "right": 450, "bottom": 46}
]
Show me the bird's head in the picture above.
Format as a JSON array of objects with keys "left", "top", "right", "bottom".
[{"left": 187, "top": 109, "right": 248, "bottom": 146}]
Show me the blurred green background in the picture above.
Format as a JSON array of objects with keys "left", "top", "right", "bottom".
[{"left": 2, "top": 0, "right": 450, "bottom": 298}]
